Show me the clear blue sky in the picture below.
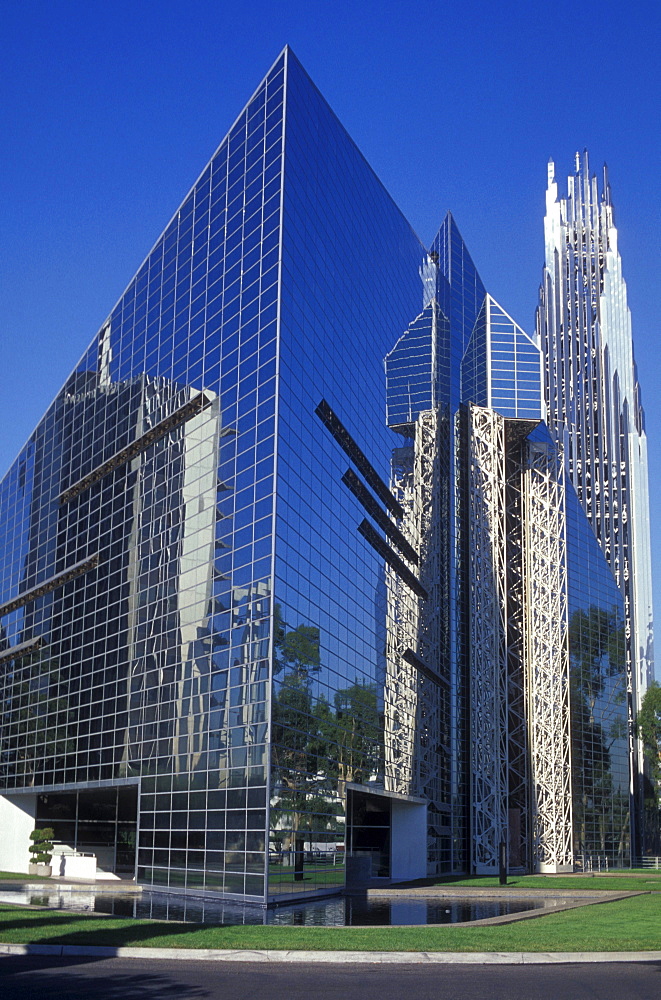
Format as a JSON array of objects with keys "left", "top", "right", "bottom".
[{"left": 1, "top": 0, "right": 660, "bottom": 635}]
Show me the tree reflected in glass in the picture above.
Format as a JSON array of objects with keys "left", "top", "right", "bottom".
[
  {"left": 568, "top": 604, "right": 628, "bottom": 858},
  {"left": 0, "top": 647, "right": 76, "bottom": 786},
  {"left": 269, "top": 605, "right": 382, "bottom": 885}
]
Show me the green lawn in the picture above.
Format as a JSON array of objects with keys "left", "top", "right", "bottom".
[
  {"left": 0, "top": 893, "right": 659, "bottom": 952},
  {"left": 0, "top": 872, "right": 51, "bottom": 882},
  {"left": 407, "top": 872, "right": 661, "bottom": 893},
  {"left": 3, "top": 869, "right": 658, "bottom": 892}
]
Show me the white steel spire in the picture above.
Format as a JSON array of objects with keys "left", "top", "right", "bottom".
[{"left": 537, "top": 152, "right": 653, "bottom": 720}]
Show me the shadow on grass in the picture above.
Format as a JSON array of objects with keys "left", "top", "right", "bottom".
[
  {"left": 0, "top": 908, "right": 239, "bottom": 949},
  {"left": 0, "top": 953, "right": 210, "bottom": 999}
]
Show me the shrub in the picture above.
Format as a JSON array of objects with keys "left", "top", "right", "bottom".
[{"left": 29, "top": 828, "right": 55, "bottom": 866}]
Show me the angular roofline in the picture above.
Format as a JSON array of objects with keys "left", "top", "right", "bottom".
[{"left": 1, "top": 48, "right": 292, "bottom": 475}]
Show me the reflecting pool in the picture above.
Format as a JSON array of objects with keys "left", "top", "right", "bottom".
[{"left": 0, "top": 885, "right": 568, "bottom": 926}]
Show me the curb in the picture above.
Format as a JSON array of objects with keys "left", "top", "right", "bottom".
[{"left": 2, "top": 943, "right": 661, "bottom": 964}]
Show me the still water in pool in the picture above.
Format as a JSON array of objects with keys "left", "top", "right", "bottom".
[{"left": 0, "top": 885, "right": 559, "bottom": 926}]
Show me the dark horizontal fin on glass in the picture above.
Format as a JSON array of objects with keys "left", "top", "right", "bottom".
[
  {"left": 357, "top": 520, "right": 428, "bottom": 600},
  {"left": 403, "top": 647, "right": 448, "bottom": 688},
  {"left": 0, "top": 554, "right": 100, "bottom": 619},
  {"left": 0, "top": 636, "right": 44, "bottom": 666},
  {"left": 341, "top": 468, "right": 418, "bottom": 565},
  {"left": 315, "top": 399, "right": 404, "bottom": 519},
  {"left": 60, "top": 390, "right": 219, "bottom": 504}
]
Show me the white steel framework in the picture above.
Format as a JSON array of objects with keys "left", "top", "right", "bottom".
[
  {"left": 503, "top": 421, "right": 534, "bottom": 871},
  {"left": 384, "top": 440, "right": 419, "bottom": 798},
  {"left": 414, "top": 410, "right": 451, "bottom": 867},
  {"left": 466, "top": 405, "right": 574, "bottom": 873},
  {"left": 522, "top": 433, "right": 573, "bottom": 871},
  {"left": 384, "top": 408, "right": 448, "bottom": 874},
  {"left": 467, "top": 405, "right": 508, "bottom": 873}
]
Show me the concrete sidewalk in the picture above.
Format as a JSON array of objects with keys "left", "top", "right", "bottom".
[{"left": 1, "top": 942, "right": 661, "bottom": 964}]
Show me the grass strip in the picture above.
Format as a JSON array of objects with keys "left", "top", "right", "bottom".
[
  {"left": 414, "top": 873, "right": 661, "bottom": 893},
  {"left": 0, "top": 872, "right": 51, "bottom": 881},
  {"left": 3, "top": 871, "right": 660, "bottom": 892},
  {"left": 0, "top": 894, "right": 659, "bottom": 952}
]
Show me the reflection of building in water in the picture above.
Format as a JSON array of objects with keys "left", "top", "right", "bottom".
[{"left": 0, "top": 49, "right": 651, "bottom": 900}]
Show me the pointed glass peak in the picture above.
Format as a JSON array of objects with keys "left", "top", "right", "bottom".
[{"left": 429, "top": 211, "right": 485, "bottom": 301}]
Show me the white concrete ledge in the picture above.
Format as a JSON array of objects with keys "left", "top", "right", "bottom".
[{"left": 1, "top": 943, "right": 661, "bottom": 964}]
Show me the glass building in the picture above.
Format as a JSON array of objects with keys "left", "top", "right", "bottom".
[
  {"left": 0, "top": 49, "right": 643, "bottom": 900},
  {"left": 537, "top": 153, "right": 654, "bottom": 851}
]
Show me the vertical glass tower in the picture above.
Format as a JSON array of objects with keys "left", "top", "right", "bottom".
[
  {"left": 537, "top": 153, "right": 654, "bottom": 849},
  {"left": 0, "top": 48, "right": 430, "bottom": 902},
  {"left": 0, "top": 54, "right": 646, "bottom": 900}
]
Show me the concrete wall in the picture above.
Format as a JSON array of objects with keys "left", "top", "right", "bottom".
[
  {"left": 391, "top": 798, "right": 427, "bottom": 881},
  {"left": 0, "top": 793, "right": 36, "bottom": 873}
]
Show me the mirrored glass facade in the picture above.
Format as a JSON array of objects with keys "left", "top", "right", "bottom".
[
  {"left": 0, "top": 50, "right": 646, "bottom": 898},
  {"left": 268, "top": 53, "right": 426, "bottom": 897},
  {"left": 537, "top": 152, "right": 653, "bottom": 853},
  {"left": 1, "top": 50, "right": 289, "bottom": 899},
  {"left": 566, "top": 482, "right": 630, "bottom": 863},
  {"left": 462, "top": 295, "right": 542, "bottom": 420}
]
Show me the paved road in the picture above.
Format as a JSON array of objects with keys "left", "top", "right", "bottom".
[{"left": 1, "top": 955, "right": 661, "bottom": 1000}]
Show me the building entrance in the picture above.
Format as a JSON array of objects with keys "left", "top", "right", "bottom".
[
  {"left": 35, "top": 785, "right": 138, "bottom": 876},
  {"left": 345, "top": 784, "right": 428, "bottom": 883},
  {"left": 346, "top": 788, "right": 391, "bottom": 880}
]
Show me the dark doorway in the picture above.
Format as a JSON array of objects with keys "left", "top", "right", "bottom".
[
  {"left": 346, "top": 789, "right": 391, "bottom": 880},
  {"left": 36, "top": 785, "right": 138, "bottom": 875}
]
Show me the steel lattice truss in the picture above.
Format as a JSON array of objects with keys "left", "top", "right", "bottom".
[
  {"left": 384, "top": 439, "right": 418, "bottom": 797},
  {"left": 467, "top": 406, "right": 509, "bottom": 872},
  {"left": 522, "top": 435, "right": 573, "bottom": 871},
  {"left": 384, "top": 410, "right": 446, "bottom": 874},
  {"left": 385, "top": 401, "right": 575, "bottom": 874},
  {"left": 466, "top": 405, "right": 573, "bottom": 873},
  {"left": 414, "top": 412, "right": 448, "bottom": 846},
  {"left": 504, "top": 422, "right": 533, "bottom": 871}
]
